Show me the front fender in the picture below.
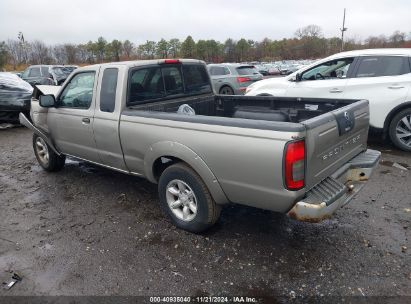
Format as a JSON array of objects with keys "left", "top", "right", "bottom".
[
  {"left": 144, "top": 141, "right": 229, "bottom": 205},
  {"left": 19, "top": 112, "right": 61, "bottom": 156}
]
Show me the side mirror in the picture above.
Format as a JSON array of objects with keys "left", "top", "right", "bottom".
[
  {"left": 16, "top": 73, "right": 22, "bottom": 78},
  {"left": 39, "top": 94, "right": 56, "bottom": 108},
  {"left": 295, "top": 73, "right": 302, "bottom": 82}
]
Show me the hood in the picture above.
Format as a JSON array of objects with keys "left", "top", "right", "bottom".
[
  {"left": 245, "top": 76, "right": 290, "bottom": 96},
  {"left": 0, "top": 72, "right": 33, "bottom": 93},
  {"left": 36, "top": 85, "right": 61, "bottom": 97}
]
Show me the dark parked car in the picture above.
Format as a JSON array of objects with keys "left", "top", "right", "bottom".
[
  {"left": 62, "top": 65, "right": 78, "bottom": 75},
  {"left": 20, "top": 65, "right": 71, "bottom": 86},
  {"left": 0, "top": 72, "right": 33, "bottom": 122}
]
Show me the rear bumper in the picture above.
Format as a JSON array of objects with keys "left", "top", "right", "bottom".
[{"left": 287, "top": 149, "right": 381, "bottom": 222}]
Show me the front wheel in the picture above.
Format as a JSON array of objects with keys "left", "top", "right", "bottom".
[
  {"left": 388, "top": 108, "right": 411, "bottom": 152},
  {"left": 158, "top": 163, "right": 221, "bottom": 233},
  {"left": 33, "top": 134, "right": 66, "bottom": 171}
]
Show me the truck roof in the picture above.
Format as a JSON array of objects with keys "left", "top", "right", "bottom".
[{"left": 76, "top": 59, "right": 206, "bottom": 71}]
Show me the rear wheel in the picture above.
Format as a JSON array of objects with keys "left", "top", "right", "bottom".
[
  {"left": 158, "top": 163, "right": 221, "bottom": 233},
  {"left": 219, "top": 86, "right": 234, "bottom": 95},
  {"left": 33, "top": 134, "right": 66, "bottom": 171},
  {"left": 389, "top": 108, "right": 411, "bottom": 152}
]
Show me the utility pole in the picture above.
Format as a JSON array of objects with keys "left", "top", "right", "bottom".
[
  {"left": 340, "top": 8, "right": 348, "bottom": 52},
  {"left": 18, "top": 31, "right": 28, "bottom": 64}
]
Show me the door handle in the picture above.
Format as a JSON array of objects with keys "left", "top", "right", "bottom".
[
  {"left": 82, "top": 117, "right": 90, "bottom": 124},
  {"left": 329, "top": 88, "right": 343, "bottom": 93},
  {"left": 388, "top": 85, "right": 405, "bottom": 89}
]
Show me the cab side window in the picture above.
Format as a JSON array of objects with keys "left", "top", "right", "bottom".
[
  {"left": 301, "top": 58, "right": 354, "bottom": 81},
  {"left": 354, "top": 56, "right": 411, "bottom": 78},
  {"left": 209, "top": 66, "right": 230, "bottom": 76},
  {"left": 59, "top": 72, "right": 95, "bottom": 109},
  {"left": 100, "top": 68, "right": 118, "bottom": 113}
]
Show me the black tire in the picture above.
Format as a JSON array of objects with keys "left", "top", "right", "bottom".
[
  {"left": 33, "top": 134, "right": 66, "bottom": 172},
  {"left": 257, "top": 93, "right": 273, "bottom": 97},
  {"left": 158, "top": 163, "right": 221, "bottom": 233},
  {"left": 388, "top": 108, "right": 411, "bottom": 152},
  {"left": 219, "top": 86, "right": 234, "bottom": 95}
]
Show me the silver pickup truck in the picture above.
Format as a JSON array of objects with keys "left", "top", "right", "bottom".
[{"left": 20, "top": 59, "right": 380, "bottom": 233}]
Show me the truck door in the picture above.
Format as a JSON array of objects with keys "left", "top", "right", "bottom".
[
  {"left": 47, "top": 67, "right": 101, "bottom": 163},
  {"left": 93, "top": 66, "right": 128, "bottom": 171},
  {"left": 343, "top": 55, "right": 411, "bottom": 129},
  {"left": 286, "top": 57, "right": 355, "bottom": 99}
]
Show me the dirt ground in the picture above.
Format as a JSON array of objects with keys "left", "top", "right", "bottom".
[{"left": 0, "top": 127, "right": 410, "bottom": 301}]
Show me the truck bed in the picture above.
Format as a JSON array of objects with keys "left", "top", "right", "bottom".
[{"left": 127, "top": 94, "right": 356, "bottom": 124}]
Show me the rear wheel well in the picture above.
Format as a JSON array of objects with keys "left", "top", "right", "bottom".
[
  {"left": 219, "top": 85, "right": 234, "bottom": 94},
  {"left": 152, "top": 156, "right": 184, "bottom": 182},
  {"left": 383, "top": 102, "right": 411, "bottom": 138}
]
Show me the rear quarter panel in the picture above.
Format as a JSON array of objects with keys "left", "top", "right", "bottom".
[{"left": 119, "top": 115, "right": 305, "bottom": 212}]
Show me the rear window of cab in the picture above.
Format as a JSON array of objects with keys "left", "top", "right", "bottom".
[{"left": 127, "top": 63, "right": 212, "bottom": 105}]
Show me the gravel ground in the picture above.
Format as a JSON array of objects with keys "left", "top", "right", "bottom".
[{"left": 0, "top": 127, "right": 410, "bottom": 301}]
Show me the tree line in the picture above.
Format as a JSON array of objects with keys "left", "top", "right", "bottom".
[{"left": 1, "top": 25, "right": 410, "bottom": 71}]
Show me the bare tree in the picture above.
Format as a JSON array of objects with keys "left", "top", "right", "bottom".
[
  {"left": 295, "top": 24, "right": 323, "bottom": 39},
  {"left": 6, "top": 39, "right": 25, "bottom": 69},
  {"left": 64, "top": 44, "right": 77, "bottom": 63},
  {"left": 53, "top": 45, "right": 67, "bottom": 64},
  {"left": 122, "top": 40, "right": 134, "bottom": 59},
  {"left": 389, "top": 31, "right": 406, "bottom": 47},
  {"left": 30, "top": 40, "right": 52, "bottom": 64}
]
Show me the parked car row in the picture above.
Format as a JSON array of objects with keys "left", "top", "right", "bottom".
[
  {"left": 249, "top": 60, "right": 316, "bottom": 76},
  {"left": 0, "top": 65, "right": 78, "bottom": 123},
  {"left": 20, "top": 65, "right": 77, "bottom": 87}
]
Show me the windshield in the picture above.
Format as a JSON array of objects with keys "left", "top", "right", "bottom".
[
  {"left": 51, "top": 67, "right": 67, "bottom": 76},
  {"left": 301, "top": 58, "right": 354, "bottom": 80}
]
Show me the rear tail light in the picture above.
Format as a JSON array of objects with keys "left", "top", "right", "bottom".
[
  {"left": 284, "top": 140, "right": 305, "bottom": 190},
  {"left": 237, "top": 77, "right": 251, "bottom": 83}
]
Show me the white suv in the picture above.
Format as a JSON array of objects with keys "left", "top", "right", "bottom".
[{"left": 246, "top": 49, "right": 411, "bottom": 151}]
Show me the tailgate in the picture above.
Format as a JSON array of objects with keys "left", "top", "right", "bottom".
[{"left": 302, "top": 99, "right": 369, "bottom": 189}]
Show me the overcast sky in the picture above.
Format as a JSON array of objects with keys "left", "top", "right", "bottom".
[{"left": 0, "top": 0, "right": 410, "bottom": 45}]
